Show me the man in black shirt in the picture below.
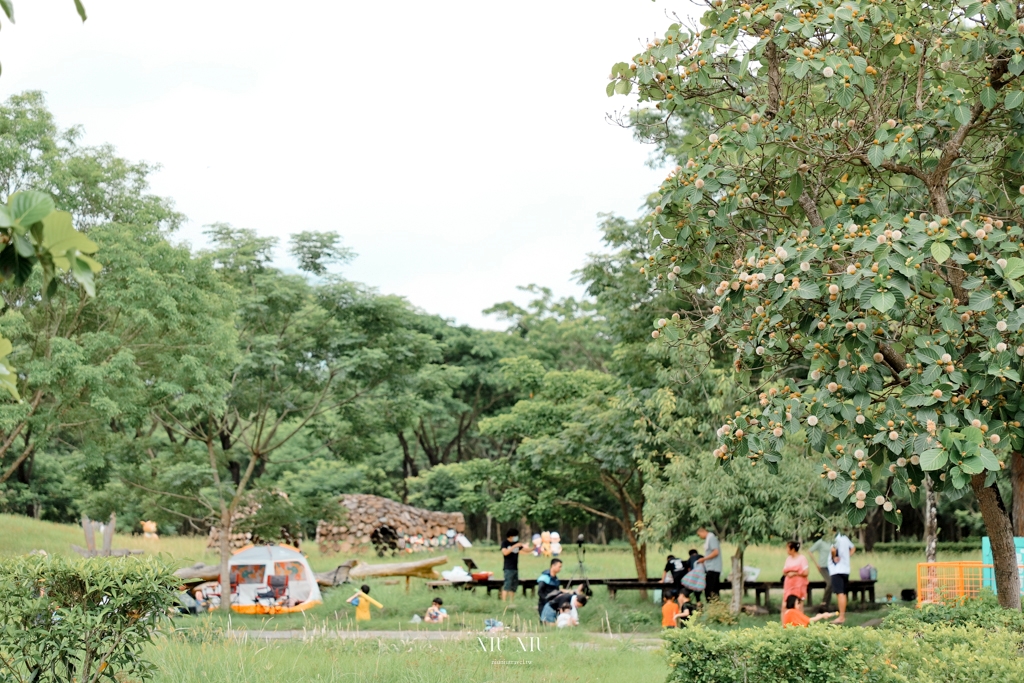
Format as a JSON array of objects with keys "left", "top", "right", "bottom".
[
  {"left": 549, "top": 591, "right": 587, "bottom": 626},
  {"left": 500, "top": 528, "right": 527, "bottom": 602},
  {"left": 663, "top": 554, "right": 686, "bottom": 585}
]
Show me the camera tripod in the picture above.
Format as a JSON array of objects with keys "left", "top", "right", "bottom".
[{"left": 566, "top": 534, "right": 592, "bottom": 596}]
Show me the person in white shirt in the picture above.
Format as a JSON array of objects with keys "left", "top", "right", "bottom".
[
  {"left": 827, "top": 528, "right": 856, "bottom": 624},
  {"left": 695, "top": 527, "right": 722, "bottom": 601}
]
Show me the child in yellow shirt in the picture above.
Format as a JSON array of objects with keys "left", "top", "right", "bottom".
[{"left": 347, "top": 584, "right": 383, "bottom": 621}]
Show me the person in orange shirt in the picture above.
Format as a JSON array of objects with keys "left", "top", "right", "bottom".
[
  {"left": 661, "top": 592, "right": 681, "bottom": 627},
  {"left": 782, "top": 595, "right": 834, "bottom": 627}
]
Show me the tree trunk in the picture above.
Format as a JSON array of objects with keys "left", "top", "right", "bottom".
[
  {"left": 972, "top": 474, "right": 1022, "bottom": 609},
  {"left": 1012, "top": 452, "right": 1024, "bottom": 537},
  {"left": 924, "top": 476, "right": 938, "bottom": 563},
  {"left": 729, "top": 546, "right": 744, "bottom": 615},
  {"left": 216, "top": 507, "right": 232, "bottom": 612},
  {"left": 624, "top": 528, "right": 648, "bottom": 600}
]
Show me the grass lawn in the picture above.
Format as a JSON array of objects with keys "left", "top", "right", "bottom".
[
  {"left": 1, "top": 513, "right": 979, "bottom": 634},
  {"left": 148, "top": 629, "right": 669, "bottom": 683}
]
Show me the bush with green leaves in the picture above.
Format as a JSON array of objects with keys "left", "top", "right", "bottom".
[
  {"left": 665, "top": 620, "right": 1024, "bottom": 683},
  {"left": 882, "top": 593, "right": 1024, "bottom": 632},
  {"left": 870, "top": 539, "right": 982, "bottom": 554},
  {"left": 0, "top": 555, "right": 178, "bottom": 683}
]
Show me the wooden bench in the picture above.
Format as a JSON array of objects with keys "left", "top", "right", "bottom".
[
  {"left": 603, "top": 579, "right": 664, "bottom": 599},
  {"left": 749, "top": 580, "right": 876, "bottom": 608}
]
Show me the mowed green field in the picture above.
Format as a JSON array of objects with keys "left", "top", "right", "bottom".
[
  {"left": 149, "top": 631, "right": 669, "bottom": 683},
  {"left": 0, "top": 513, "right": 979, "bottom": 636}
]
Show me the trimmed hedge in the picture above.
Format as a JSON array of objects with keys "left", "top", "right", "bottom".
[
  {"left": 870, "top": 540, "right": 982, "bottom": 554},
  {"left": 665, "top": 621, "right": 1024, "bottom": 682}
]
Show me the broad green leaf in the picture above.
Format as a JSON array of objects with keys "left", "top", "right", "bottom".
[
  {"left": 978, "top": 447, "right": 1000, "bottom": 471},
  {"left": 74, "top": 0, "right": 88, "bottom": 21},
  {"left": 796, "top": 282, "right": 819, "bottom": 299},
  {"left": 1006, "top": 90, "right": 1024, "bottom": 110},
  {"left": 789, "top": 173, "right": 804, "bottom": 199},
  {"left": 1002, "top": 257, "right": 1024, "bottom": 280},
  {"left": 930, "top": 242, "right": 950, "bottom": 264},
  {"left": 981, "top": 87, "right": 997, "bottom": 109},
  {"left": 867, "top": 145, "right": 884, "bottom": 167},
  {"left": 962, "top": 426, "right": 984, "bottom": 445},
  {"left": 41, "top": 211, "right": 98, "bottom": 264},
  {"left": 919, "top": 448, "right": 948, "bottom": 471},
  {"left": 882, "top": 508, "right": 903, "bottom": 527},
  {"left": 969, "top": 289, "right": 994, "bottom": 311},
  {"left": 0, "top": 0, "right": 12, "bottom": 21},
  {"left": 870, "top": 291, "right": 896, "bottom": 312},
  {"left": 8, "top": 191, "right": 54, "bottom": 229},
  {"left": 0, "top": 335, "right": 17, "bottom": 399},
  {"left": 960, "top": 455, "right": 985, "bottom": 474},
  {"left": 847, "top": 505, "right": 867, "bottom": 526},
  {"left": 0, "top": 359, "right": 18, "bottom": 400},
  {"left": 71, "top": 255, "right": 96, "bottom": 297},
  {"left": 614, "top": 79, "right": 631, "bottom": 96}
]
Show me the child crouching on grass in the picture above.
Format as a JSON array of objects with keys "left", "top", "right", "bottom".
[
  {"left": 347, "top": 584, "right": 383, "bottom": 622},
  {"left": 782, "top": 594, "right": 835, "bottom": 627},
  {"left": 424, "top": 597, "right": 448, "bottom": 624}
]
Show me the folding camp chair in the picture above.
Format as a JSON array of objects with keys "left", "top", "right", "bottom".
[{"left": 255, "top": 575, "right": 289, "bottom": 607}]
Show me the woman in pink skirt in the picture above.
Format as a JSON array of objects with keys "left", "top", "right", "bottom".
[{"left": 781, "top": 540, "right": 809, "bottom": 622}]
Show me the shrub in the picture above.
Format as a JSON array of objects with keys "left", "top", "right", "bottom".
[
  {"left": 870, "top": 540, "right": 982, "bottom": 555},
  {"left": 882, "top": 594, "right": 1024, "bottom": 633},
  {"left": 0, "top": 554, "right": 178, "bottom": 683},
  {"left": 624, "top": 610, "right": 656, "bottom": 628},
  {"left": 664, "top": 622, "right": 1024, "bottom": 683},
  {"left": 698, "top": 599, "right": 738, "bottom": 626}
]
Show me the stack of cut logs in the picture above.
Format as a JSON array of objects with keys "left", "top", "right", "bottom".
[
  {"left": 315, "top": 494, "right": 465, "bottom": 554},
  {"left": 206, "top": 500, "right": 260, "bottom": 551},
  {"left": 206, "top": 496, "right": 300, "bottom": 551}
]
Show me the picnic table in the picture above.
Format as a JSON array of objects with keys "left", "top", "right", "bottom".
[
  {"left": 429, "top": 577, "right": 599, "bottom": 596},
  {"left": 748, "top": 580, "right": 876, "bottom": 608},
  {"left": 429, "top": 571, "right": 876, "bottom": 610}
]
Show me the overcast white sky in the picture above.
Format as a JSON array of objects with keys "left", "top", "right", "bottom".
[{"left": 0, "top": 1, "right": 698, "bottom": 328}]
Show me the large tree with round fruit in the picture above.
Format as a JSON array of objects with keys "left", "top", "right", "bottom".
[{"left": 612, "top": 0, "right": 1024, "bottom": 608}]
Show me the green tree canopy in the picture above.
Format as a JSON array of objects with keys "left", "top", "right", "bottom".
[{"left": 611, "top": 0, "right": 1024, "bottom": 607}]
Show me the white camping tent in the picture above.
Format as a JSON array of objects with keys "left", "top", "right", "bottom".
[{"left": 227, "top": 544, "right": 323, "bottom": 614}]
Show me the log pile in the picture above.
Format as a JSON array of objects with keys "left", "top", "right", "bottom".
[
  {"left": 206, "top": 501, "right": 260, "bottom": 551},
  {"left": 315, "top": 494, "right": 466, "bottom": 555},
  {"left": 173, "top": 556, "right": 447, "bottom": 587}
]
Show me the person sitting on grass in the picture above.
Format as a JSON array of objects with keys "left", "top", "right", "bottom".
[
  {"left": 346, "top": 584, "right": 383, "bottom": 622},
  {"left": 555, "top": 602, "right": 576, "bottom": 628},
  {"left": 424, "top": 597, "right": 448, "bottom": 624},
  {"left": 782, "top": 594, "right": 835, "bottom": 627}
]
